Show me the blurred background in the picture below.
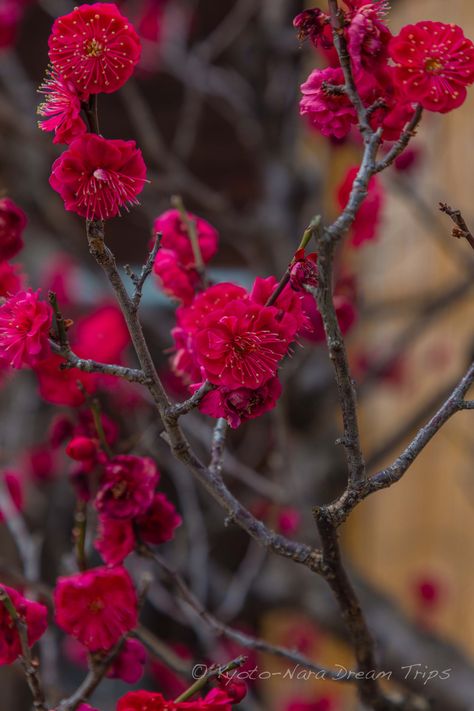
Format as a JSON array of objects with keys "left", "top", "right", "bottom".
[{"left": 1, "top": 0, "right": 474, "bottom": 709}]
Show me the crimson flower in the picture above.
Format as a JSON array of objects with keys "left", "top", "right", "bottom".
[
  {"left": 171, "top": 283, "right": 247, "bottom": 384},
  {"left": 346, "top": 1, "right": 391, "bottom": 74},
  {"left": 0, "top": 585, "right": 48, "bottom": 665},
  {"left": 95, "top": 455, "right": 159, "bottom": 519},
  {"left": 49, "top": 133, "right": 147, "bottom": 221},
  {"left": 337, "top": 166, "right": 384, "bottom": 247},
  {"left": 194, "top": 299, "right": 292, "bottom": 389},
  {"left": 0, "top": 197, "right": 27, "bottom": 260},
  {"left": 38, "top": 69, "right": 87, "bottom": 145},
  {"left": 389, "top": 21, "right": 474, "bottom": 113},
  {"left": 153, "top": 209, "right": 219, "bottom": 304},
  {"left": 34, "top": 354, "right": 96, "bottom": 407},
  {"left": 0, "top": 289, "right": 52, "bottom": 369},
  {"left": 117, "top": 688, "right": 236, "bottom": 710},
  {"left": 54, "top": 566, "right": 138, "bottom": 651},
  {"left": 48, "top": 3, "right": 141, "bottom": 95},
  {"left": 135, "top": 492, "right": 182, "bottom": 545},
  {"left": 300, "top": 67, "right": 357, "bottom": 139},
  {"left": 289, "top": 249, "right": 318, "bottom": 292},
  {"left": 0, "top": 261, "right": 22, "bottom": 297},
  {"left": 95, "top": 516, "right": 134, "bottom": 566},
  {"left": 196, "top": 377, "right": 282, "bottom": 429}
]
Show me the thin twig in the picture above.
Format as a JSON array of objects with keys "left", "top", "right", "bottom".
[
  {"left": 0, "top": 587, "right": 48, "bottom": 711},
  {"left": 439, "top": 202, "right": 474, "bottom": 252},
  {"left": 147, "top": 549, "right": 352, "bottom": 682},
  {"left": 210, "top": 418, "right": 227, "bottom": 477},
  {"left": 374, "top": 105, "right": 423, "bottom": 173},
  {"left": 125, "top": 232, "right": 162, "bottom": 311},
  {"left": 171, "top": 194, "right": 207, "bottom": 286},
  {"left": 50, "top": 340, "right": 147, "bottom": 384},
  {"left": 166, "top": 381, "right": 215, "bottom": 420},
  {"left": 174, "top": 655, "right": 247, "bottom": 702}
]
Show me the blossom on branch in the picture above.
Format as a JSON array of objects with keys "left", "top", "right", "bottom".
[
  {"left": 95, "top": 455, "right": 159, "bottom": 519},
  {"left": 117, "top": 688, "right": 239, "bottom": 710},
  {"left": 389, "top": 22, "right": 474, "bottom": 113},
  {"left": 0, "top": 197, "right": 27, "bottom": 261},
  {"left": 54, "top": 566, "right": 138, "bottom": 651},
  {"left": 0, "top": 585, "right": 48, "bottom": 665},
  {"left": 49, "top": 133, "right": 147, "bottom": 221},
  {"left": 300, "top": 67, "right": 357, "bottom": 139},
  {"left": 0, "top": 289, "right": 52, "bottom": 369},
  {"left": 196, "top": 376, "right": 282, "bottom": 429},
  {"left": 38, "top": 69, "right": 87, "bottom": 145},
  {"left": 48, "top": 3, "right": 141, "bottom": 95},
  {"left": 337, "top": 166, "right": 384, "bottom": 248}
]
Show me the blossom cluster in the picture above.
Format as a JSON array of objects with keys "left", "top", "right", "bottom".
[{"left": 37, "top": 3, "right": 147, "bottom": 220}]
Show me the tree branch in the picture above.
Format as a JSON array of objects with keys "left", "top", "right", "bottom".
[
  {"left": 0, "top": 587, "right": 48, "bottom": 711},
  {"left": 439, "top": 202, "right": 474, "bottom": 252}
]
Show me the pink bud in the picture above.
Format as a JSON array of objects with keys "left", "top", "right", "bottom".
[{"left": 66, "top": 437, "right": 97, "bottom": 462}]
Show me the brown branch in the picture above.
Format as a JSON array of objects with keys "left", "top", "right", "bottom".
[
  {"left": 320, "top": 362, "right": 474, "bottom": 527},
  {"left": 0, "top": 587, "right": 48, "bottom": 711},
  {"left": 313, "top": 516, "right": 427, "bottom": 710},
  {"left": 124, "top": 232, "right": 162, "bottom": 311},
  {"left": 146, "top": 548, "right": 351, "bottom": 682},
  {"left": 440, "top": 202, "right": 474, "bottom": 252},
  {"left": 327, "top": 0, "right": 370, "bottom": 135},
  {"left": 307, "top": 251, "right": 365, "bottom": 485},
  {"left": 374, "top": 105, "right": 423, "bottom": 173},
  {"left": 49, "top": 340, "right": 147, "bottom": 384},
  {"left": 57, "top": 638, "right": 126, "bottom": 711},
  {"left": 166, "top": 381, "right": 215, "bottom": 420},
  {"left": 86, "top": 219, "right": 323, "bottom": 575}
]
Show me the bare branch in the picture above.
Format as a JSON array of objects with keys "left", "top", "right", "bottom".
[
  {"left": 147, "top": 548, "right": 350, "bottom": 682},
  {"left": 321, "top": 362, "right": 474, "bottom": 527},
  {"left": 440, "top": 202, "right": 474, "bottom": 252},
  {"left": 0, "top": 587, "right": 48, "bottom": 711},
  {"left": 374, "top": 105, "right": 423, "bottom": 173},
  {"left": 210, "top": 417, "right": 227, "bottom": 477},
  {"left": 49, "top": 340, "right": 148, "bottom": 384},
  {"left": 166, "top": 381, "right": 215, "bottom": 420},
  {"left": 125, "top": 232, "right": 162, "bottom": 311}
]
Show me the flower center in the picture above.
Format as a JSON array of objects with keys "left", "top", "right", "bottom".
[
  {"left": 84, "top": 38, "right": 104, "bottom": 58},
  {"left": 88, "top": 598, "right": 104, "bottom": 613},
  {"left": 425, "top": 58, "right": 443, "bottom": 74},
  {"left": 111, "top": 480, "right": 128, "bottom": 499}
]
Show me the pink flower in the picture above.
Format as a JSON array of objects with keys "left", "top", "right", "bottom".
[
  {"left": 0, "top": 197, "right": 27, "bottom": 260},
  {"left": 135, "top": 492, "right": 182, "bottom": 545},
  {"left": 54, "top": 566, "right": 138, "bottom": 651},
  {"left": 34, "top": 354, "right": 96, "bottom": 407},
  {"left": 300, "top": 293, "right": 357, "bottom": 343},
  {"left": 389, "top": 22, "right": 474, "bottom": 113},
  {"left": 289, "top": 249, "right": 318, "bottom": 292},
  {"left": 249, "top": 276, "right": 310, "bottom": 338},
  {"left": 75, "top": 304, "right": 130, "bottom": 364},
  {"left": 0, "top": 471, "right": 23, "bottom": 523},
  {"left": 300, "top": 67, "right": 357, "bottom": 140},
  {"left": 49, "top": 133, "right": 147, "bottom": 221},
  {"left": 66, "top": 437, "right": 98, "bottom": 462},
  {"left": 27, "top": 445, "right": 57, "bottom": 483},
  {"left": 117, "top": 689, "right": 235, "bottom": 710},
  {"left": 0, "top": 261, "right": 22, "bottom": 297},
  {"left": 48, "top": 3, "right": 141, "bottom": 95},
  {"left": 196, "top": 376, "right": 282, "bottom": 429},
  {"left": 0, "top": 0, "right": 27, "bottom": 51},
  {"left": 153, "top": 209, "right": 218, "bottom": 303},
  {"left": 95, "top": 516, "right": 134, "bottom": 565},
  {"left": 346, "top": 2, "right": 391, "bottom": 74},
  {"left": 95, "top": 455, "right": 159, "bottom": 519},
  {"left": 153, "top": 248, "right": 198, "bottom": 305},
  {"left": 194, "top": 299, "right": 292, "bottom": 389},
  {"left": 285, "top": 697, "right": 335, "bottom": 711},
  {"left": 0, "top": 585, "right": 48, "bottom": 665},
  {"left": 108, "top": 638, "right": 147, "bottom": 684},
  {"left": 337, "top": 166, "right": 384, "bottom": 247},
  {"left": 293, "top": 9, "right": 332, "bottom": 49},
  {"left": 154, "top": 209, "right": 219, "bottom": 267},
  {"left": 171, "top": 283, "right": 247, "bottom": 384},
  {"left": 0, "top": 289, "right": 52, "bottom": 368},
  {"left": 277, "top": 507, "right": 301, "bottom": 536},
  {"left": 38, "top": 69, "right": 87, "bottom": 145}
]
